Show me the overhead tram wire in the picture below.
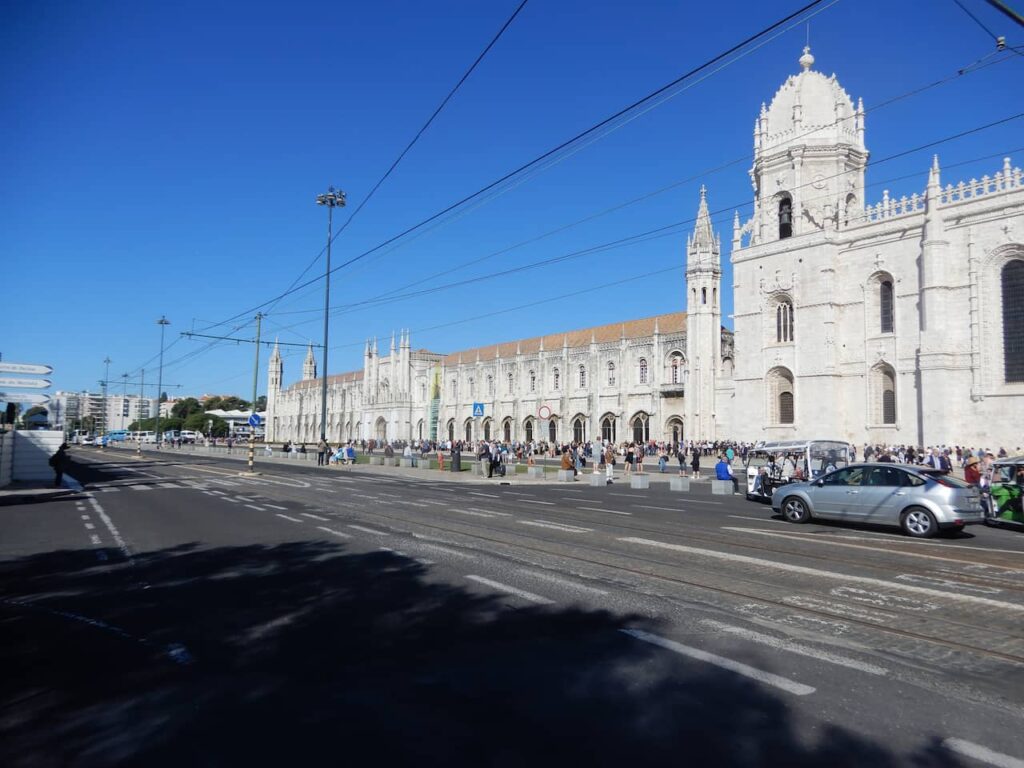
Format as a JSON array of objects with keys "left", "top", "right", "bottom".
[
  {"left": 260, "top": 0, "right": 532, "bottom": 319},
  {"left": 301, "top": 48, "right": 1017, "bottom": 314},
  {"left": 202, "top": 0, "right": 833, "bottom": 330},
  {"left": 259, "top": 112, "right": 1024, "bottom": 330}
]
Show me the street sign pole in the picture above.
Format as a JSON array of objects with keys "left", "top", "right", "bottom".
[{"left": 247, "top": 313, "right": 263, "bottom": 474}]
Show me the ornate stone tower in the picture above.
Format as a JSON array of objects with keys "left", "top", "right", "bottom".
[
  {"left": 748, "top": 46, "right": 867, "bottom": 245},
  {"left": 266, "top": 339, "right": 283, "bottom": 441},
  {"left": 685, "top": 186, "right": 722, "bottom": 441},
  {"left": 302, "top": 343, "right": 317, "bottom": 381}
]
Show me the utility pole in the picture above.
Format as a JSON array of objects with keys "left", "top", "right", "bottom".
[
  {"left": 137, "top": 368, "right": 145, "bottom": 456},
  {"left": 100, "top": 357, "right": 111, "bottom": 449},
  {"left": 155, "top": 316, "right": 170, "bottom": 448},
  {"left": 247, "top": 313, "right": 263, "bottom": 473},
  {"left": 315, "top": 186, "right": 346, "bottom": 445}
]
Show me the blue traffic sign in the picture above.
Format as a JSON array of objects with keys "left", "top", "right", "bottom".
[
  {"left": 248, "top": 413, "right": 262, "bottom": 427},
  {"left": 472, "top": 402, "right": 484, "bottom": 417}
]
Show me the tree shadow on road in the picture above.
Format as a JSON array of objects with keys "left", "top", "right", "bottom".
[{"left": 1, "top": 539, "right": 967, "bottom": 766}]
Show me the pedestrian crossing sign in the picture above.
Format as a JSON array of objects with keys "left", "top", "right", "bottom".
[{"left": 472, "top": 402, "right": 484, "bottom": 417}]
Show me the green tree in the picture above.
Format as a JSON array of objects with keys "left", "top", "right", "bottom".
[
  {"left": 184, "top": 411, "right": 228, "bottom": 437},
  {"left": 206, "top": 395, "right": 249, "bottom": 412},
  {"left": 171, "top": 397, "right": 203, "bottom": 420},
  {"left": 129, "top": 416, "right": 183, "bottom": 433},
  {"left": 254, "top": 395, "right": 267, "bottom": 412}
]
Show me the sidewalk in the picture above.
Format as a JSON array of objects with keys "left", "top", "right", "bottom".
[{"left": 0, "top": 476, "right": 83, "bottom": 505}]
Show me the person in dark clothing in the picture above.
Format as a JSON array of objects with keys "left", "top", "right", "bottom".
[{"left": 49, "top": 443, "right": 69, "bottom": 488}]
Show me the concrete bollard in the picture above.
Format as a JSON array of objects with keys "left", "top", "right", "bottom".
[
  {"left": 556, "top": 469, "right": 575, "bottom": 482},
  {"left": 399, "top": 458, "right": 414, "bottom": 468},
  {"left": 527, "top": 466, "right": 545, "bottom": 479},
  {"left": 629, "top": 474, "right": 650, "bottom": 489},
  {"left": 588, "top": 473, "right": 606, "bottom": 487},
  {"left": 369, "top": 456, "right": 384, "bottom": 466},
  {"left": 382, "top": 457, "right": 397, "bottom": 467},
  {"left": 670, "top": 477, "right": 691, "bottom": 492},
  {"left": 711, "top": 479, "right": 733, "bottom": 495}
]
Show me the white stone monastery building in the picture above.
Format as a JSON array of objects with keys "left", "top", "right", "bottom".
[{"left": 267, "top": 48, "right": 1024, "bottom": 449}]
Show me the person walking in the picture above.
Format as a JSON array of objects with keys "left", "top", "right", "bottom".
[
  {"left": 49, "top": 443, "right": 69, "bottom": 488},
  {"left": 605, "top": 443, "right": 616, "bottom": 484},
  {"left": 317, "top": 438, "right": 328, "bottom": 467},
  {"left": 624, "top": 443, "right": 634, "bottom": 477},
  {"left": 690, "top": 446, "right": 701, "bottom": 480}
]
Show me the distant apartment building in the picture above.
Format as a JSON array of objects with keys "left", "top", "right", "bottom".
[{"left": 53, "top": 391, "right": 159, "bottom": 432}]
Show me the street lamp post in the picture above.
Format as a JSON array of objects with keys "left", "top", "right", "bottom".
[
  {"left": 155, "top": 316, "right": 170, "bottom": 448},
  {"left": 315, "top": 186, "right": 346, "bottom": 450},
  {"left": 136, "top": 368, "right": 145, "bottom": 456}
]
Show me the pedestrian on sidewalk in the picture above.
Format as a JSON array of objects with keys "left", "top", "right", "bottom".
[
  {"left": 604, "top": 443, "right": 616, "bottom": 484},
  {"left": 48, "top": 443, "right": 69, "bottom": 488},
  {"left": 317, "top": 438, "right": 328, "bottom": 466}
]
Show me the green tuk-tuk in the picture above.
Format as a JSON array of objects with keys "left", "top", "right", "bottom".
[{"left": 987, "top": 455, "right": 1024, "bottom": 529}]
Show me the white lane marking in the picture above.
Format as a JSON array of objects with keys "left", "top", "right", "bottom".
[
  {"left": 129, "top": 484, "right": 152, "bottom": 491},
  {"left": 352, "top": 494, "right": 378, "bottom": 500},
  {"left": 244, "top": 504, "right": 266, "bottom": 512},
  {"left": 349, "top": 524, "right": 389, "bottom": 536},
  {"left": 222, "top": 497, "right": 239, "bottom": 503},
  {"left": 465, "top": 575, "right": 555, "bottom": 605},
  {"left": 728, "top": 515, "right": 784, "bottom": 523},
  {"left": 621, "top": 628, "right": 815, "bottom": 696},
  {"left": 420, "top": 500, "right": 449, "bottom": 506},
  {"left": 701, "top": 619, "right": 888, "bottom": 677},
  {"left": 722, "top": 526, "right": 1000, "bottom": 567},
  {"left": 467, "top": 507, "right": 512, "bottom": 516},
  {"left": 276, "top": 514, "right": 303, "bottom": 523},
  {"left": 620, "top": 537, "right": 1024, "bottom": 613},
  {"left": 468, "top": 492, "right": 499, "bottom": 498},
  {"left": 301, "top": 512, "right": 329, "bottom": 521},
  {"left": 80, "top": 514, "right": 90, "bottom": 520},
  {"left": 86, "top": 495, "right": 133, "bottom": 566},
  {"left": 522, "top": 499, "right": 555, "bottom": 506},
  {"left": 609, "top": 493, "right": 636, "bottom": 498},
  {"left": 457, "top": 510, "right": 497, "bottom": 518},
  {"left": 524, "top": 570, "right": 609, "bottom": 596},
  {"left": 158, "top": 482, "right": 181, "bottom": 488},
  {"left": 504, "top": 492, "right": 530, "bottom": 496},
  {"left": 519, "top": 520, "right": 593, "bottom": 534},
  {"left": 316, "top": 526, "right": 351, "bottom": 538},
  {"left": 578, "top": 506, "right": 632, "bottom": 516},
  {"left": 209, "top": 490, "right": 226, "bottom": 496},
  {"left": 84, "top": 523, "right": 95, "bottom": 530},
  {"left": 634, "top": 505, "right": 686, "bottom": 512},
  {"left": 894, "top": 573, "right": 1002, "bottom": 595},
  {"left": 90, "top": 534, "right": 102, "bottom": 545},
  {"left": 405, "top": 501, "right": 430, "bottom": 508},
  {"left": 806, "top": 529, "right": 1024, "bottom": 556},
  {"left": 943, "top": 738, "right": 1024, "bottom": 768},
  {"left": 829, "top": 587, "right": 938, "bottom": 613},
  {"left": 412, "top": 541, "right": 478, "bottom": 560},
  {"left": 319, "top": 488, "right": 337, "bottom": 494},
  {"left": 265, "top": 504, "right": 288, "bottom": 510}
]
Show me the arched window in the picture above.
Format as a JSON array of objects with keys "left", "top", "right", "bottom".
[
  {"left": 778, "top": 195, "right": 793, "bottom": 239},
  {"left": 668, "top": 353, "right": 683, "bottom": 384},
  {"left": 631, "top": 413, "right": 649, "bottom": 443},
  {"left": 1003, "top": 260, "right": 1024, "bottom": 383},
  {"left": 524, "top": 418, "right": 534, "bottom": 443},
  {"left": 465, "top": 420, "right": 473, "bottom": 442},
  {"left": 553, "top": 368, "right": 560, "bottom": 390},
  {"left": 487, "top": 375, "right": 494, "bottom": 396},
  {"left": 601, "top": 415, "right": 616, "bottom": 443},
  {"left": 776, "top": 301, "right": 794, "bottom": 343},
  {"left": 638, "top": 358, "right": 648, "bottom": 384},
  {"left": 420, "top": 382, "right": 426, "bottom": 400},
  {"left": 701, "top": 287, "right": 707, "bottom": 305},
  {"left": 468, "top": 377, "right": 474, "bottom": 397},
  {"left": 572, "top": 417, "right": 584, "bottom": 443},
  {"left": 447, "top": 420, "right": 455, "bottom": 442},
  {"left": 503, "top": 419, "right": 512, "bottom": 442},
  {"left": 549, "top": 419, "right": 557, "bottom": 443},
  {"left": 483, "top": 419, "right": 491, "bottom": 441},
  {"left": 768, "top": 367, "right": 795, "bottom": 425},
  {"left": 607, "top": 362, "right": 616, "bottom": 386},
  {"left": 880, "top": 280, "right": 894, "bottom": 333},
  {"left": 844, "top": 194, "right": 858, "bottom": 226},
  {"left": 450, "top": 379, "right": 457, "bottom": 399},
  {"left": 578, "top": 365, "right": 586, "bottom": 388},
  {"left": 529, "top": 370, "right": 536, "bottom": 392},
  {"left": 507, "top": 372, "right": 514, "bottom": 393}
]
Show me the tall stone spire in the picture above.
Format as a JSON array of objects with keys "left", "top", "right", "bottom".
[
  {"left": 265, "top": 338, "right": 283, "bottom": 442},
  {"left": 302, "top": 343, "right": 317, "bottom": 381},
  {"left": 685, "top": 187, "right": 722, "bottom": 443},
  {"left": 687, "top": 185, "right": 720, "bottom": 270}
]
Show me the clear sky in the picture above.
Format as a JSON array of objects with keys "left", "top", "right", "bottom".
[{"left": 2, "top": 0, "right": 1022, "bottom": 404}]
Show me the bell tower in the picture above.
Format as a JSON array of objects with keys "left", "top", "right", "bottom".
[
  {"left": 685, "top": 186, "right": 721, "bottom": 441},
  {"left": 266, "top": 339, "right": 283, "bottom": 442}
]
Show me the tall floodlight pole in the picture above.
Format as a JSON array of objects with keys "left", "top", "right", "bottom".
[
  {"left": 246, "top": 312, "right": 263, "bottom": 473},
  {"left": 315, "top": 186, "right": 346, "bottom": 447},
  {"left": 100, "top": 357, "right": 111, "bottom": 449},
  {"left": 155, "top": 316, "right": 170, "bottom": 448}
]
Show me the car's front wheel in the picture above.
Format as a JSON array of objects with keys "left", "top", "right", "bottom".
[
  {"left": 781, "top": 497, "right": 810, "bottom": 524},
  {"left": 901, "top": 507, "right": 938, "bottom": 538}
]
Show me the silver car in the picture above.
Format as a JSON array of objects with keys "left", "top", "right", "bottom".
[{"left": 771, "top": 463, "right": 984, "bottom": 538}]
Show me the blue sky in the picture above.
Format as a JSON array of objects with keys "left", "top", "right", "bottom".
[{"left": 2, "top": 0, "right": 1022, "bottom": 402}]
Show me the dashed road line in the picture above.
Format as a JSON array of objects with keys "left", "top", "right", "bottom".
[
  {"left": 90, "top": 534, "right": 102, "bottom": 545},
  {"left": 465, "top": 575, "right": 555, "bottom": 605},
  {"left": 316, "top": 526, "right": 351, "bottom": 538},
  {"left": 468, "top": 492, "right": 499, "bottom": 498},
  {"left": 522, "top": 499, "right": 555, "bottom": 506},
  {"left": 128, "top": 484, "right": 152, "bottom": 491},
  {"left": 519, "top": 520, "right": 593, "bottom": 534},
  {"left": 244, "top": 504, "right": 266, "bottom": 512},
  {"left": 276, "top": 513, "right": 303, "bottom": 523},
  {"left": 84, "top": 523, "right": 95, "bottom": 530},
  {"left": 621, "top": 628, "right": 816, "bottom": 696},
  {"left": 578, "top": 506, "right": 631, "bottom": 515},
  {"left": 942, "top": 738, "right": 1024, "bottom": 768},
  {"left": 349, "top": 524, "right": 389, "bottom": 536},
  {"left": 301, "top": 512, "right": 329, "bottom": 521},
  {"left": 265, "top": 504, "right": 288, "bottom": 510}
]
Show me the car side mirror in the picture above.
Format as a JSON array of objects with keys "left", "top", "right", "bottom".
[{"left": 815, "top": 480, "right": 824, "bottom": 487}]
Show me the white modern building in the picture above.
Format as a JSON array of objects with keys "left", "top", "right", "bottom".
[
  {"left": 266, "top": 47, "right": 1023, "bottom": 450},
  {"left": 53, "top": 391, "right": 158, "bottom": 432}
]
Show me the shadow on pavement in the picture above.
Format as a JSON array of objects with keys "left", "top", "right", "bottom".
[{"left": 0, "top": 530, "right": 970, "bottom": 768}]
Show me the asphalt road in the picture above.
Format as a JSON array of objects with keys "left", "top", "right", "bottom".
[{"left": 2, "top": 447, "right": 1023, "bottom": 767}]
